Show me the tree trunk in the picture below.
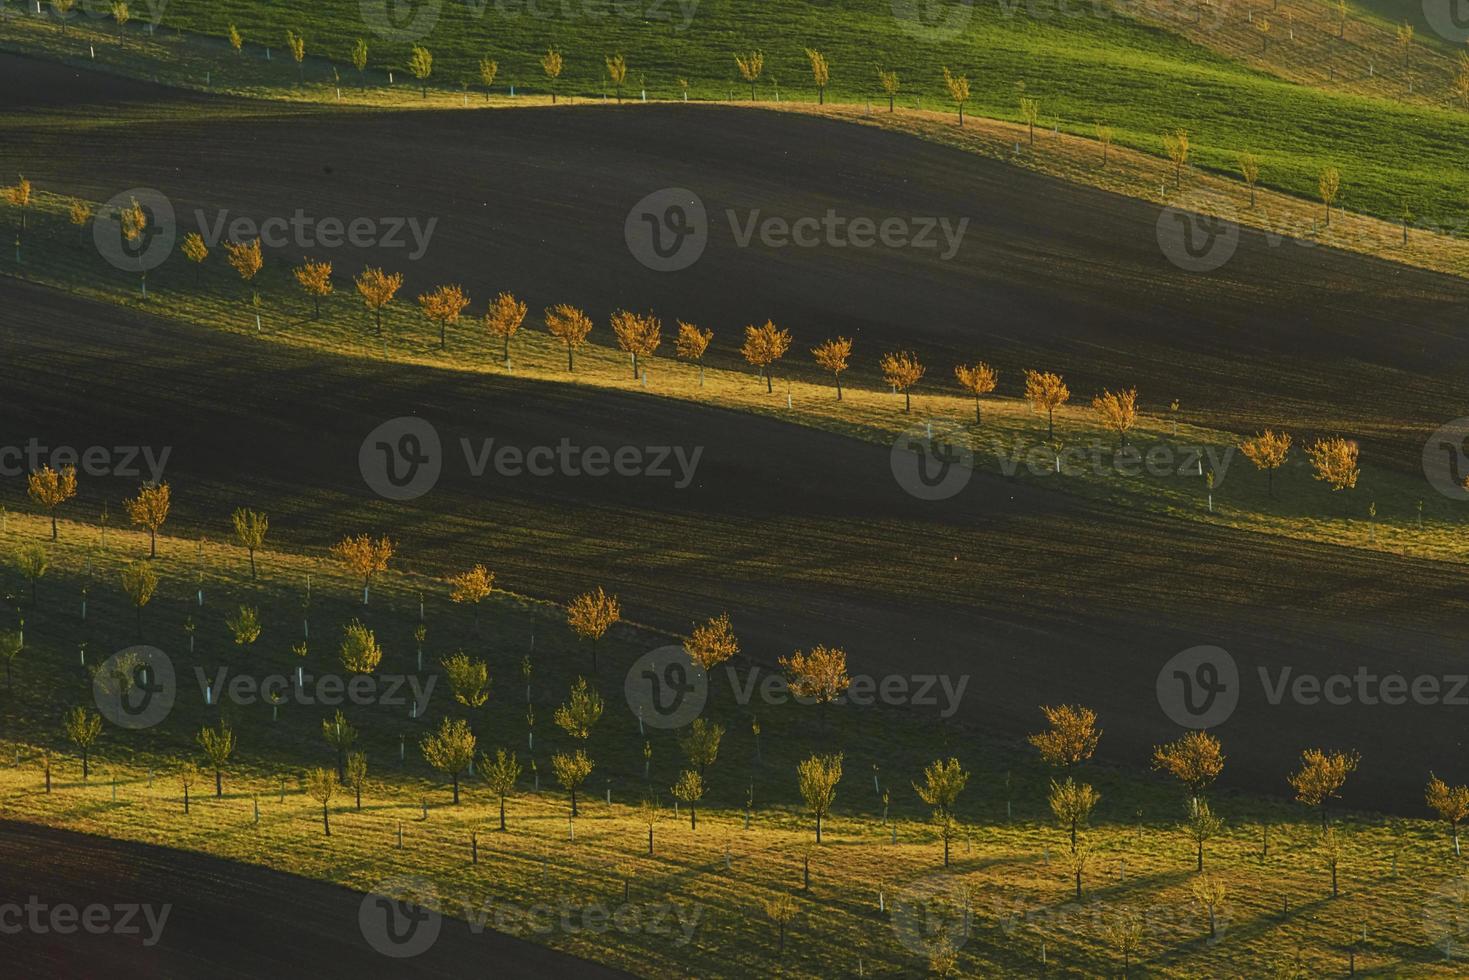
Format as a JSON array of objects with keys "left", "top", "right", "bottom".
[
  {"left": 50, "top": 513, "right": 58, "bottom": 540},
  {"left": 499, "top": 796, "right": 506, "bottom": 831},
  {"left": 835, "top": 374, "right": 842, "bottom": 401},
  {"left": 904, "top": 390, "right": 911, "bottom": 413},
  {"left": 451, "top": 773, "right": 460, "bottom": 805},
  {"left": 323, "top": 804, "right": 331, "bottom": 835},
  {"left": 566, "top": 343, "right": 574, "bottom": 372},
  {"left": 149, "top": 530, "right": 158, "bottom": 559},
  {"left": 183, "top": 784, "right": 189, "bottom": 813},
  {"left": 974, "top": 396, "right": 981, "bottom": 424},
  {"left": 689, "top": 803, "right": 697, "bottom": 829},
  {"left": 1197, "top": 840, "right": 1203, "bottom": 872},
  {"left": 648, "top": 826, "right": 654, "bottom": 855},
  {"left": 815, "top": 812, "right": 823, "bottom": 843},
  {"left": 570, "top": 787, "right": 579, "bottom": 817},
  {"left": 765, "top": 371, "right": 773, "bottom": 394},
  {"left": 82, "top": 750, "right": 90, "bottom": 780},
  {"left": 215, "top": 769, "right": 223, "bottom": 797}
]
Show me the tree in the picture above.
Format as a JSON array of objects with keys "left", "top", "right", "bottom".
[
  {"left": 541, "top": 48, "right": 564, "bottom": 103},
  {"left": 639, "top": 795, "right": 662, "bottom": 854},
  {"left": 797, "top": 753, "right": 843, "bottom": 842},
  {"left": 355, "top": 267, "right": 402, "bottom": 336},
  {"left": 610, "top": 310, "right": 662, "bottom": 379},
  {"left": 954, "top": 362, "right": 998, "bottom": 423},
  {"left": 1288, "top": 748, "right": 1360, "bottom": 829},
  {"left": 0, "top": 631, "right": 21, "bottom": 688},
  {"left": 231, "top": 508, "right": 269, "bottom": 579},
  {"left": 197, "top": 719, "right": 236, "bottom": 797},
  {"left": 15, "top": 545, "right": 47, "bottom": 605},
  {"left": 330, "top": 534, "right": 394, "bottom": 603},
  {"left": 606, "top": 53, "right": 628, "bottom": 103},
  {"left": 179, "top": 762, "right": 198, "bottom": 814},
  {"left": 345, "top": 751, "right": 368, "bottom": 810},
  {"left": 1163, "top": 129, "right": 1189, "bottom": 188},
  {"left": 1240, "top": 430, "right": 1291, "bottom": 497},
  {"left": 1091, "top": 388, "right": 1138, "bottom": 448},
  {"left": 1256, "top": 16, "right": 1271, "bottom": 52},
  {"left": 225, "top": 605, "right": 262, "bottom": 647},
  {"left": 1023, "top": 370, "right": 1070, "bottom": 441},
  {"left": 285, "top": 30, "right": 306, "bottom": 85},
  {"left": 878, "top": 68, "right": 899, "bottom": 112},
  {"left": 409, "top": 44, "right": 433, "bottom": 98},
  {"left": 671, "top": 769, "right": 705, "bottom": 828},
  {"left": 679, "top": 718, "right": 724, "bottom": 778},
  {"left": 1191, "top": 875, "right": 1226, "bottom": 939},
  {"left": 741, "top": 321, "right": 792, "bottom": 392},
  {"left": 485, "top": 292, "right": 527, "bottom": 365},
  {"left": 567, "top": 587, "right": 619, "bottom": 672},
  {"left": 1028, "top": 704, "right": 1100, "bottom": 769},
  {"left": 554, "top": 676, "right": 604, "bottom": 741},
  {"left": 421, "top": 716, "right": 476, "bottom": 804},
  {"left": 1396, "top": 21, "right": 1414, "bottom": 69},
  {"left": 1318, "top": 167, "right": 1341, "bottom": 226},
  {"left": 1152, "top": 731, "right": 1225, "bottom": 805},
  {"left": 68, "top": 198, "right": 93, "bottom": 240},
  {"left": 479, "top": 57, "right": 499, "bottom": 101},
  {"left": 293, "top": 259, "right": 332, "bottom": 319},
  {"left": 545, "top": 304, "right": 595, "bottom": 371},
  {"left": 443, "top": 652, "right": 491, "bottom": 708},
  {"left": 181, "top": 232, "right": 208, "bottom": 283},
  {"left": 120, "top": 561, "right": 158, "bottom": 636},
  {"left": 124, "top": 482, "right": 170, "bottom": 558},
  {"left": 1019, "top": 96, "right": 1040, "bottom": 144},
  {"left": 27, "top": 465, "right": 76, "bottom": 541},
  {"left": 3, "top": 176, "right": 30, "bottom": 256},
  {"left": 914, "top": 758, "right": 970, "bottom": 866},
  {"left": 1101, "top": 908, "right": 1143, "bottom": 973},
  {"left": 322, "top": 709, "right": 357, "bottom": 781},
  {"left": 1184, "top": 799, "right": 1224, "bottom": 872},
  {"left": 305, "top": 768, "right": 335, "bottom": 834},
  {"left": 684, "top": 611, "right": 738, "bottom": 677},
  {"left": 1238, "top": 152, "right": 1261, "bottom": 208},
  {"left": 551, "top": 749, "right": 593, "bottom": 817},
  {"left": 763, "top": 893, "right": 798, "bottom": 954},
  {"left": 811, "top": 337, "right": 853, "bottom": 400},
  {"left": 779, "top": 645, "right": 851, "bottom": 709},
  {"left": 1426, "top": 774, "right": 1469, "bottom": 857},
  {"left": 418, "top": 284, "right": 470, "bottom": 349},
  {"left": 117, "top": 196, "right": 149, "bottom": 293},
  {"left": 735, "top": 50, "right": 764, "bottom": 100},
  {"left": 448, "top": 564, "right": 494, "bottom": 630},
  {"left": 936, "top": 67, "right": 969, "bottom": 126},
  {"left": 1305, "top": 437, "right": 1359, "bottom": 492},
  {"left": 805, "top": 48, "right": 829, "bottom": 104},
  {"left": 228, "top": 23, "right": 242, "bottom": 55},
  {"left": 1048, "top": 777, "right": 1099, "bottom": 852},
  {"left": 480, "top": 748, "right": 521, "bottom": 830},
  {"left": 63, "top": 706, "right": 102, "bottom": 779},
  {"left": 351, "top": 38, "right": 369, "bottom": 90},
  {"left": 675, "top": 321, "right": 713, "bottom": 385},
  {"left": 1095, "top": 121, "right": 1114, "bottom": 166},
  {"left": 339, "top": 620, "right": 383, "bottom": 674},
  {"left": 1319, "top": 825, "right": 1344, "bottom": 898},
  {"left": 224, "top": 238, "right": 264, "bottom": 310}
]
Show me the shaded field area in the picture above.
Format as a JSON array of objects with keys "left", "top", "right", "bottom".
[
  {"left": 2, "top": 54, "right": 1469, "bottom": 475},
  {"left": 0, "top": 819, "right": 631, "bottom": 978},
  {"left": 4, "top": 276, "right": 1467, "bottom": 814}
]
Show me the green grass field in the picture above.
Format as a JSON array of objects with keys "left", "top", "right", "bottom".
[
  {"left": 0, "top": 510, "right": 1465, "bottom": 976},
  {"left": 2, "top": 0, "right": 1469, "bottom": 226}
]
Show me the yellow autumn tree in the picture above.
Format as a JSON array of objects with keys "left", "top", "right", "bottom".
[
  {"left": 811, "top": 337, "right": 853, "bottom": 401},
  {"left": 1091, "top": 388, "right": 1138, "bottom": 448},
  {"left": 675, "top": 321, "right": 713, "bottom": 386},
  {"left": 684, "top": 612, "right": 739, "bottom": 674},
  {"left": 942, "top": 67, "right": 970, "bottom": 125},
  {"left": 610, "top": 310, "right": 662, "bottom": 379},
  {"left": 606, "top": 53, "right": 628, "bottom": 102},
  {"left": 805, "top": 48, "right": 829, "bottom": 104},
  {"left": 124, "top": 482, "right": 171, "bottom": 558},
  {"left": 880, "top": 351, "right": 925, "bottom": 413},
  {"left": 27, "top": 465, "right": 77, "bottom": 541},
  {"left": 1163, "top": 129, "right": 1190, "bottom": 188},
  {"left": 224, "top": 238, "right": 264, "bottom": 311},
  {"left": 1288, "top": 748, "right": 1359, "bottom": 829},
  {"left": 355, "top": 267, "right": 403, "bottom": 336},
  {"left": 180, "top": 231, "right": 208, "bottom": 284},
  {"left": 1028, "top": 704, "right": 1100, "bottom": 770},
  {"left": 1319, "top": 167, "right": 1341, "bottom": 226},
  {"left": 1306, "top": 437, "right": 1359, "bottom": 492},
  {"left": 735, "top": 50, "right": 764, "bottom": 101},
  {"left": 418, "top": 284, "right": 470, "bottom": 349},
  {"left": 567, "top": 586, "right": 620, "bottom": 672},
  {"left": 954, "top": 362, "right": 998, "bottom": 424},
  {"left": 448, "top": 564, "right": 495, "bottom": 630},
  {"left": 408, "top": 44, "right": 434, "bottom": 98},
  {"left": 546, "top": 304, "right": 595, "bottom": 372},
  {"left": 878, "top": 68, "right": 899, "bottom": 112},
  {"left": 485, "top": 291, "right": 528, "bottom": 365},
  {"left": 779, "top": 645, "right": 851, "bottom": 707},
  {"left": 741, "top": 321, "right": 792, "bottom": 392},
  {"left": 1240, "top": 429, "right": 1291, "bottom": 497},
  {"left": 1024, "top": 369, "right": 1070, "bottom": 441},
  {"left": 293, "top": 258, "right": 333, "bottom": 319},
  {"left": 541, "top": 48, "right": 565, "bottom": 103},
  {"left": 330, "top": 534, "right": 395, "bottom": 603}
]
